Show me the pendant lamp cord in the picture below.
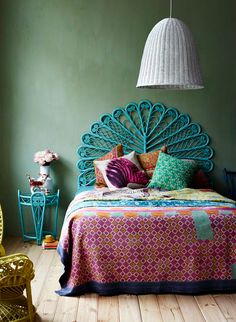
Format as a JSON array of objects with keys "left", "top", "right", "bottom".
[{"left": 170, "top": 0, "right": 173, "bottom": 17}]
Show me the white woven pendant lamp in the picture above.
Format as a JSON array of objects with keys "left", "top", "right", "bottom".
[{"left": 136, "top": 0, "right": 203, "bottom": 89}]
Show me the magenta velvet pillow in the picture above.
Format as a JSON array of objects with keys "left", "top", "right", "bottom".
[
  {"left": 94, "top": 144, "right": 124, "bottom": 186},
  {"left": 95, "top": 157, "right": 149, "bottom": 189}
]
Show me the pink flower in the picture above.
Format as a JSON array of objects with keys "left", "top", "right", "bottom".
[{"left": 33, "top": 149, "right": 59, "bottom": 166}]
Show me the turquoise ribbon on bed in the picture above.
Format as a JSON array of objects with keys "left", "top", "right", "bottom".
[{"left": 192, "top": 210, "right": 214, "bottom": 240}]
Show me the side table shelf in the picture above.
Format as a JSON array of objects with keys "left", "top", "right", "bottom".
[{"left": 18, "top": 189, "right": 60, "bottom": 245}]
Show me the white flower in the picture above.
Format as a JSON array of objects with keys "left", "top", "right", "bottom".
[{"left": 33, "top": 149, "right": 59, "bottom": 165}]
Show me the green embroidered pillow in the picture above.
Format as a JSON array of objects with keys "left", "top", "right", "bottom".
[{"left": 148, "top": 152, "right": 197, "bottom": 190}]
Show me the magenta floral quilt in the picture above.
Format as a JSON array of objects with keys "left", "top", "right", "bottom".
[{"left": 57, "top": 188, "right": 236, "bottom": 295}]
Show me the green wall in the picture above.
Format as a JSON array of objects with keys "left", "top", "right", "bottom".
[{"left": 0, "top": 0, "right": 235, "bottom": 236}]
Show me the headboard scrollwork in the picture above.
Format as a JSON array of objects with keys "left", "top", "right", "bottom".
[{"left": 77, "top": 100, "right": 214, "bottom": 188}]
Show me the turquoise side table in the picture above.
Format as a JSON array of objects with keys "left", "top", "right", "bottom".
[{"left": 18, "top": 189, "right": 60, "bottom": 245}]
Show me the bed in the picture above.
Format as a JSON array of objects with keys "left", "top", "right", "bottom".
[{"left": 57, "top": 100, "right": 236, "bottom": 296}]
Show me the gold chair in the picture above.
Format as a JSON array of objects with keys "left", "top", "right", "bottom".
[{"left": 0, "top": 206, "right": 35, "bottom": 321}]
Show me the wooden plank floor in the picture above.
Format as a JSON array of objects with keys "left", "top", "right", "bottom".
[{"left": 3, "top": 237, "right": 236, "bottom": 322}]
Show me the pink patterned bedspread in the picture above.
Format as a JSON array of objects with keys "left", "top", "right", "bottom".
[{"left": 57, "top": 188, "right": 236, "bottom": 295}]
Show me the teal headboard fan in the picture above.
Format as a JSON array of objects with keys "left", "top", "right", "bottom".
[{"left": 77, "top": 100, "right": 214, "bottom": 187}]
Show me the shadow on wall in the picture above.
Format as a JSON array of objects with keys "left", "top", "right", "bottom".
[{"left": 52, "top": 158, "right": 74, "bottom": 231}]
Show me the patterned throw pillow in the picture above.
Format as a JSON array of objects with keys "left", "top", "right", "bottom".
[
  {"left": 137, "top": 146, "right": 167, "bottom": 178},
  {"left": 148, "top": 152, "right": 197, "bottom": 190},
  {"left": 94, "top": 144, "right": 124, "bottom": 186},
  {"left": 94, "top": 151, "right": 148, "bottom": 189}
]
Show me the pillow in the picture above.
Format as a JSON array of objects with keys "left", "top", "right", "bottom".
[
  {"left": 137, "top": 146, "right": 167, "bottom": 178},
  {"left": 94, "top": 144, "right": 124, "bottom": 186},
  {"left": 148, "top": 152, "right": 198, "bottom": 190},
  {"left": 94, "top": 151, "right": 149, "bottom": 189},
  {"left": 190, "top": 169, "right": 211, "bottom": 189},
  {"left": 181, "top": 160, "right": 211, "bottom": 189}
]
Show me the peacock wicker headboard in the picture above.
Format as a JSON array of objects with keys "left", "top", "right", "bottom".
[{"left": 77, "top": 100, "right": 214, "bottom": 188}]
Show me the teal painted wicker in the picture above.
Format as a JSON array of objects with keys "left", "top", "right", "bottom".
[
  {"left": 77, "top": 100, "right": 214, "bottom": 188},
  {"left": 18, "top": 190, "right": 60, "bottom": 245}
]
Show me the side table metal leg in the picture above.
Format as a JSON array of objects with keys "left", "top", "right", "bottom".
[
  {"left": 18, "top": 190, "right": 27, "bottom": 242},
  {"left": 53, "top": 190, "right": 60, "bottom": 239},
  {"left": 31, "top": 192, "right": 46, "bottom": 245}
]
